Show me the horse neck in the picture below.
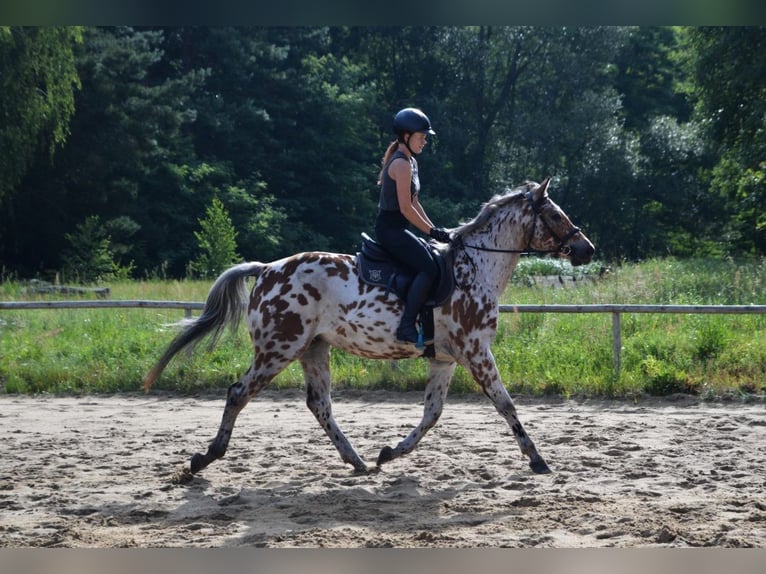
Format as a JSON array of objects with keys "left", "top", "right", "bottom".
[
  {"left": 480, "top": 250, "right": 521, "bottom": 296},
  {"left": 458, "top": 202, "right": 533, "bottom": 296}
]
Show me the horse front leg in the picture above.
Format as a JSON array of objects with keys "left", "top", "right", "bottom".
[
  {"left": 301, "top": 339, "right": 369, "bottom": 474},
  {"left": 377, "top": 359, "right": 456, "bottom": 467},
  {"left": 468, "top": 349, "right": 551, "bottom": 474}
]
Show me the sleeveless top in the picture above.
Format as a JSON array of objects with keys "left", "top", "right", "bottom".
[
  {"left": 376, "top": 150, "right": 420, "bottom": 231},
  {"left": 376, "top": 150, "right": 420, "bottom": 229}
]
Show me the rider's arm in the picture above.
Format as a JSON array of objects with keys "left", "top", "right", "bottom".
[
  {"left": 412, "top": 195, "right": 435, "bottom": 229},
  {"left": 390, "top": 158, "right": 433, "bottom": 235}
]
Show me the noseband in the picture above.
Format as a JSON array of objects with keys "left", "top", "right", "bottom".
[{"left": 458, "top": 192, "right": 581, "bottom": 256}]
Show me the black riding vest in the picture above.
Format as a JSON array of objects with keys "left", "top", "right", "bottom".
[{"left": 376, "top": 151, "right": 420, "bottom": 229}]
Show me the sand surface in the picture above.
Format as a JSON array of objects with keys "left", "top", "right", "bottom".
[{"left": 1, "top": 390, "right": 764, "bottom": 548}]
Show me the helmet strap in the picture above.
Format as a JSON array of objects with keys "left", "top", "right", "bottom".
[{"left": 400, "top": 133, "right": 419, "bottom": 156}]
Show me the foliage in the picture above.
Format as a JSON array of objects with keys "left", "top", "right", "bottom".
[
  {"left": 1, "top": 26, "right": 766, "bottom": 280},
  {"left": 0, "top": 27, "right": 82, "bottom": 202},
  {"left": 0, "top": 27, "right": 206, "bottom": 278},
  {"left": 682, "top": 27, "right": 766, "bottom": 254},
  {"left": 191, "top": 197, "right": 241, "bottom": 278},
  {"left": 61, "top": 215, "right": 133, "bottom": 283}
]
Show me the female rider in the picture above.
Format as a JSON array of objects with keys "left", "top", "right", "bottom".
[{"left": 374, "top": 107, "right": 451, "bottom": 344}]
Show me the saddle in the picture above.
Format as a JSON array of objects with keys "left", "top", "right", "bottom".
[{"left": 355, "top": 233, "right": 456, "bottom": 357}]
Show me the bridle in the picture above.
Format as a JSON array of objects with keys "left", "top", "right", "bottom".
[{"left": 456, "top": 192, "right": 581, "bottom": 257}]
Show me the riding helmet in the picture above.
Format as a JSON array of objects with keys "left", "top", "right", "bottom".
[{"left": 393, "top": 108, "right": 436, "bottom": 136}]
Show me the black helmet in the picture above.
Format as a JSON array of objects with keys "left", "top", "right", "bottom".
[{"left": 393, "top": 108, "right": 436, "bottom": 136}]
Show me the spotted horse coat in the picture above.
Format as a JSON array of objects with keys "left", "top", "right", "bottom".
[{"left": 144, "top": 178, "right": 594, "bottom": 476}]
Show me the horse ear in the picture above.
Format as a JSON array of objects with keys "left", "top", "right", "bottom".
[{"left": 533, "top": 177, "right": 551, "bottom": 202}]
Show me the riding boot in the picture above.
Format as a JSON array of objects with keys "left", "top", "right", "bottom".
[{"left": 396, "top": 272, "right": 432, "bottom": 344}]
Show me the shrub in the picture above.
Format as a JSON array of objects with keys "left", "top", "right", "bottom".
[{"left": 191, "top": 197, "right": 241, "bottom": 278}]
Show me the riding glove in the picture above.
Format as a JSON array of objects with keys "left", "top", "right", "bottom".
[{"left": 429, "top": 227, "right": 452, "bottom": 243}]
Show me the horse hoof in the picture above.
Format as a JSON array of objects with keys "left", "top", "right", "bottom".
[
  {"left": 171, "top": 465, "right": 195, "bottom": 485},
  {"left": 190, "top": 453, "right": 206, "bottom": 474},
  {"left": 529, "top": 458, "right": 552, "bottom": 474},
  {"left": 376, "top": 446, "right": 394, "bottom": 466},
  {"left": 352, "top": 464, "right": 372, "bottom": 476}
]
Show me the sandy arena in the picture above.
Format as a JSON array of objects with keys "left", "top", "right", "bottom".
[{"left": 1, "top": 390, "right": 764, "bottom": 547}]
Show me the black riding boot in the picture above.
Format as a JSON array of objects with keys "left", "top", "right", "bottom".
[{"left": 396, "top": 272, "right": 432, "bottom": 344}]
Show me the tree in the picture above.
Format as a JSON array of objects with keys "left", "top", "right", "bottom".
[
  {"left": 683, "top": 27, "right": 766, "bottom": 254},
  {"left": 4, "top": 26, "right": 764, "bottom": 277},
  {"left": 191, "top": 197, "right": 241, "bottom": 278},
  {"left": 614, "top": 27, "right": 691, "bottom": 131},
  {"left": 164, "top": 27, "right": 380, "bottom": 255},
  {"left": 61, "top": 215, "right": 124, "bottom": 283},
  {"left": 568, "top": 26, "right": 710, "bottom": 259},
  {"left": 0, "top": 27, "right": 82, "bottom": 203},
  {"left": 0, "top": 27, "right": 206, "bottom": 277}
]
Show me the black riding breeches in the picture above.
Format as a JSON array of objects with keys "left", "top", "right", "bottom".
[{"left": 374, "top": 225, "right": 438, "bottom": 282}]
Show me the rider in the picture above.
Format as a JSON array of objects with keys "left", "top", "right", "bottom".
[{"left": 375, "top": 107, "right": 452, "bottom": 344}]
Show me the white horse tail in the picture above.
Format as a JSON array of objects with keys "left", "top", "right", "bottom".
[{"left": 143, "top": 261, "right": 265, "bottom": 391}]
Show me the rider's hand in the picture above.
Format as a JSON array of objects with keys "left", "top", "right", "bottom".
[{"left": 429, "top": 227, "right": 452, "bottom": 244}]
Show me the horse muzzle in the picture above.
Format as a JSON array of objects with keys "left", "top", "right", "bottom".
[{"left": 564, "top": 237, "right": 595, "bottom": 266}]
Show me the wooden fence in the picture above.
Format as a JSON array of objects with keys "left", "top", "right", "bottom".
[
  {"left": 3, "top": 300, "right": 766, "bottom": 376},
  {"left": 500, "top": 304, "right": 766, "bottom": 375},
  {"left": 0, "top": 300, "right": 204, "bottom": 319}
]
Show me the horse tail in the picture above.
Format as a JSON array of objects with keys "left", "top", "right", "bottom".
[{"left": 143, "top": 261, "right": 265, "bottom": 392}]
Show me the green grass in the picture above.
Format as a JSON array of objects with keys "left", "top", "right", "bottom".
[{"left": 1, "top": 257, "right": 765, "bottom": 399}]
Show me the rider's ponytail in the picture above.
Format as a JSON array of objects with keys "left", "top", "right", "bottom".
[{"left": 377, "top": 140, "right": 400, "bottom": 185}]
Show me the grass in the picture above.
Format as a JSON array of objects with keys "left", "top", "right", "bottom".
[{"left": 1, "top": 257, "right": 765, "bottom": 399}]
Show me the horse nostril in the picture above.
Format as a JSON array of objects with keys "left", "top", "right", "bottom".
[{"left": 569, "top": 241, "right": 595, "bottom": 265}]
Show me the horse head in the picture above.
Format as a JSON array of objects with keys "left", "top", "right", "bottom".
[{"left": 524, "top": 177, "right": 594, "bottom": 266}]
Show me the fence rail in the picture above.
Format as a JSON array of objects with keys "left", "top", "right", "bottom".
[
  {"left": 0, "top": 300, "right": 204, "bottom": 318},
  {"left": 3, "top": 300, "right": 766, "bottom": 376}
]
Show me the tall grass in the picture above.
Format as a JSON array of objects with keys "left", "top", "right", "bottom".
[
  {"left": 1, "top": 257, "right": 765, "bottom": 399},
  {"left": 498, "top": 257, "right": 766, "bottom": 399}
]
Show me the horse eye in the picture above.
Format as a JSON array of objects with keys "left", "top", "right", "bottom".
[{"left": 550, "top": 213, "right": 562, "bottom": 223}]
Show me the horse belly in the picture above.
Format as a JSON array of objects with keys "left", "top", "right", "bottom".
[{"left": 315, "top": 288, "right": 418, "bottom": 359}]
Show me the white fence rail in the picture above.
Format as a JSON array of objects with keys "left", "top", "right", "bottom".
[{"left": 3, "top": 300, "right": 766, "bottom": 376}]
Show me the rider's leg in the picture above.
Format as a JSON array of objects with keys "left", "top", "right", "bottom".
[
  {"left": 375, "top": 228, "right": 438, "bottom": 344},
  {"left": 396, "top": 270, "right": 431, "bottom": 343}
]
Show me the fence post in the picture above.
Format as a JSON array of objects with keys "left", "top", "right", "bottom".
[
  {"left": 184, "top": 307, "right": 194, "bottom": 358},
  {"left": 612, "top": 311, "right": 622, "bottom": 378}
]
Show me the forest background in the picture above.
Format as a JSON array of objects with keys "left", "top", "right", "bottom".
[{"left": 0, "top": 26, "right": 765, "bottom": 280}]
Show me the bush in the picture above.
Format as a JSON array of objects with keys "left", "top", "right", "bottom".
[
  {"left": 190, "top": 197, "right": 241, "bottom": 278},
  {"left": 640, "top": 356, "right": 692, "bottom": 395},
  {"left": 61, "top": 215, "right": 131, "bottom": 283}
]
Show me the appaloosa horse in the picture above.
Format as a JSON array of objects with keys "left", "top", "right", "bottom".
[{"left": 144, "top": 178, "right": 594, "bottom": 476}]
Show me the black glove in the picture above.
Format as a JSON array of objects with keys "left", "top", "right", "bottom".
[{"left": 429, "top": 227, "right": 452, "bottom": 243}]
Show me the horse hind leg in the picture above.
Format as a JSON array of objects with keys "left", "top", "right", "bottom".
[
  {"left": 301, "top": 338, "right": 369, "bottom": 474},
  {"left": 189, "top": 359, "right": 286, "bottom": 474},
  {"left": 190, "top": 378, "right": 248, "bottom": 474},
  {"left": 377, "top": 359, "right": 456, "bottom": 467}
]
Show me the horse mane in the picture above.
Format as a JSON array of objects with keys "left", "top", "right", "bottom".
[{"left": 452, "top": 181, "right": 536, "bottom": 238}]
